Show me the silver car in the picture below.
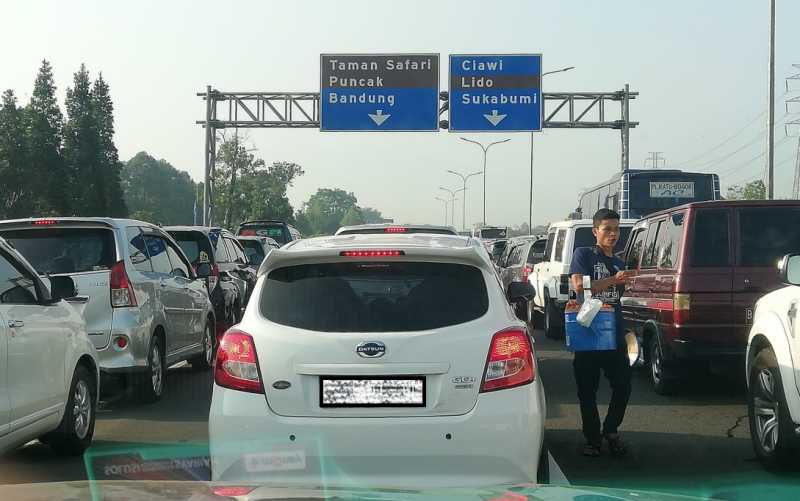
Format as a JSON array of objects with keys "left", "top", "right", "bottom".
[{"left": 0, "top": 218, "right": 216, "bottom": 403}]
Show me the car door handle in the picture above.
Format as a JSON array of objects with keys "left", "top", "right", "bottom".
[{"left": 8, "top": 320, "right": 24, "bottom": 328}]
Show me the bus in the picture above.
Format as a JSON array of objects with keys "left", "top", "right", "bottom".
[{"left": 576, "top": 169, "right": 721, "bottom": 220}]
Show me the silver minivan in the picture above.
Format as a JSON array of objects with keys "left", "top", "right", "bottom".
[{"left": 0, "top": 218, "right": 216, "bottom": 402}]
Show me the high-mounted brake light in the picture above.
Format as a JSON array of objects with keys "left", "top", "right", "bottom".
[
  {"left": 480, "top": 328, "right": 535, "bottom": 392},
  {"left": 384, "top": 227, "right": 407, "bottom": 233},
  {"left": 109, "top": 261, "right": 137, "bottom": 307},
  {"left": 239, "top": 229, "right": 256, "bottom": 236},
  {"left": 211, "top": 486, "right": 256, "bottom": 497},
  {"left": 214, "top": 329, "right": 264, "bottom": 394},
  {"left": 339, "top": 250, "right": 405, "bottom": 257},
  {"left": 32, "top": 219, "right": 57, "bottom": 226}
]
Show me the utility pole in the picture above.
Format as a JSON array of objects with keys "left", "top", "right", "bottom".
[
  {"left": 644, "top": 152, "right": 665, "bottom": 169},
  {"left": 767, "top": 0, "right": 776, "bottom": 199},
  {"left": 439, "top": 186, "right": 465, "bottom": 228},
  {"left": 435, "top": 197, "right": 448, "bottom": 226},
  {"left": 459, "top": 138, "right": 510, "bottom": 226},
  {"left": 793, "top": 138, "right": 800, "bottom": 199}
]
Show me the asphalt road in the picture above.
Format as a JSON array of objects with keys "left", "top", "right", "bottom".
[{"left": 2, "top": 330, "right": 800, "bottom": 499}]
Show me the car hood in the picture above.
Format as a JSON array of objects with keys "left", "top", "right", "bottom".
[{"left": 0, "top": 481, "right": 710, "bottom": 501}]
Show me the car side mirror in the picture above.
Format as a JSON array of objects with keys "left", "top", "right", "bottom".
[
  {"left": 508, "top": 281, "right": 535, "bottom": 304},
  {"left": 50, "top": 276, "right": 77, "bottom": 301},
  {"left": 195, "top": 262, "right": 212, "bottom": 278},
  {"left": 780, "top": 253, "right": 800, "bottom": 286}
]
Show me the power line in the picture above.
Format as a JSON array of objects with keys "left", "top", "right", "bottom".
[{"left": 697, "top": 112, "right": 790, "bottom": 172}]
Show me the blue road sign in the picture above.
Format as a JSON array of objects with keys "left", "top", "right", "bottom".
[
  {"left": 320, "top": 54, "right": 440, "bottom": 131},
  {"left": 449, "top": 54, "right": 542, "bottom": 132}
]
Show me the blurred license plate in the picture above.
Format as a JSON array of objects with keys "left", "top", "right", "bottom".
[{"left": 320, "top": 377, "right": 425, "bottom": 407}]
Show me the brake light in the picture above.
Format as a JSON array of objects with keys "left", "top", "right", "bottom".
[
  {"left": 214, "top": 329, "right": 263, "bottom": 394},
  {"left": 211, "top": 486, "right": 255, "bottom": 497},
  {"left": 480, "top": 328, "right": 535, "bottom": 392},
  {"left": 32, "top": 219, "right": 57, "bottom": 226},
  {"left": 521, "top": 264, "right": 533, "bottom": 281},
  {"left": 340, "top": 250, "right": 405, "bottom": 257},
  {"left": 673, "top": 293, "right": 691, "bottom": 324},
  {"left": 207, "top": 263, "right": 220, "bottom": 292},
  {"left": 109, "top": 261, "right": 137, "bottom": 307},
  {"left": 384, "top": 226, "right": 407, "bottom": 233},
  {"left": 239, "top": 229, "right": 256, "bottom": 236}
]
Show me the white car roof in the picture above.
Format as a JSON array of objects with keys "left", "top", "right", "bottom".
[
  {"left": 547, "top": 218, "right": 638, "bottom": 229},
  {"left": 0, "top": 217, "right": 160, "bottom": 230},
  {"left": 334, "top": 223, "right": 458, "bottom": 235},
  {"left": 258, "top": 234, "right": 491, "bottom": 276}
]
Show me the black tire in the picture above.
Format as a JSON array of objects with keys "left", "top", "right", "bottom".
[
  {"left": 748, "top": 347, "right": 796, "bottom": 468},
  {"left": 190, "top": 321, "right": 215, "bottom": 371},
  {"left": 544, "top": 299, "right": 564, "bottom": 340},
  {"left": 648, "top": 336, "right": 673, "bottom": 395},
  {"left": 48, "top": 366, "right": 96, "bottom": 456},
  {"left": 136, "top": 335, "right": 165, "bottom": 403},
  {"left": 536, "top": 438, "right": 550, "bottom": 484}
]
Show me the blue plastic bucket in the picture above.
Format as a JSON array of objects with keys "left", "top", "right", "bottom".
[{"left": 565, "top": 307, "right": 618, "bottom": 352}]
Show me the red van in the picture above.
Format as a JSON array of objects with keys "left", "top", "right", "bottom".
[{"left": 621, "top": 200, "right": 800, "bottom": 394}]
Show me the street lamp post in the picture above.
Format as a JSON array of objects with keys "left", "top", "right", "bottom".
[
  {"left": 439, "top": 186, "right": 466, "bottom": 228},
  {"left": 527, "top": 66, "right": 575, "bottom": 233},
  {"left": 459, "top": 138, "right": 510, "bottom": 226},
  {"left": 434, "top": 196, "right": 449, "bottom": 226},
  {"left": 446, "top": 169, "right": 483, "bottom": 232}
]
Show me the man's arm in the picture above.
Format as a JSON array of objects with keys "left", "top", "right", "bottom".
[{"left": 571, "top": 274, "right": 619, "bottom": 295}]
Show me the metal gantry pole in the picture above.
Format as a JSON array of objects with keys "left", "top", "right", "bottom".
[
  {"left": 529, "top": 132, "right": 534, "bottom": 234},
  {"left": 203, "top": 85, "right": 213, "bottom": 226},
  {"left": 767, "top": 0, "right": 776, "bottom": 199},
  {"left": 621, "top": 83, "right": 631, "bottom": 172}
]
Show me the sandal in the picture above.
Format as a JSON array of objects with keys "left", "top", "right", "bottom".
[
  {"left": 582, "top": 442, "right": 601, "bottom": 457},
  {"left": 604, "top": 433, "right": 628, "bottom": 457}
]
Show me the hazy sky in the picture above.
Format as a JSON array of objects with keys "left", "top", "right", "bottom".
[{"left": 3, "top": 0, "right": 799, "bottom": 229}]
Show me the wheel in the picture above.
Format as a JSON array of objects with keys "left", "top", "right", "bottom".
[
  {"left": 136, "top": 335, "right": 165, "bottom": 403},
  {"left": 748, "top": 347, "right": 795, "bottom": 468},
  {"left": 544, "top": 299, "right": 564, "bottom": 340},
  {"left": 190, "top": 321, "right": 215, "bottom": 371},
  {"left": 48, "top": 366, "right": 96, "bottom": 456},
  {"left": 536, "top": 438, "right": 550, "bottom": 484},
  {"left": 648, "top": 336, "right": 673, "bottom": 395}
]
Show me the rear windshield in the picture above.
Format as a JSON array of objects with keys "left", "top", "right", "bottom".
[
  {"left": 260, "top": 262, "right": 489, "bottom": 332},
  {"left": 480, "top": 228, "right": 507, "bottom": 239},
  {"left": 239, "top": 239, "right": 265, "bottom": 263},
  {"left": 238, "top": 223, "right": 288, "bottom": 244},
  {"left": 338, "top": 228, "right": 457, "bottom": 236},
  {"left": 738, "top": 207, "right": 800, "bottom": 267},
  {"left": 169, "top": 231, "right": 214, "bottom": 265},
  {"left": 573, "top": 227, "right": 631, "bottom": 254},
  {"left": 1, "top": 227, "right": 116, "bottom": 274}
]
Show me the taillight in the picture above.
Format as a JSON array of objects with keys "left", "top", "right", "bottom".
[
  {"left": 384, "top": 226, "right": 407, "bottom": 233},
  {"left": 339, "top": 250, "right": 405, "bottom": 257},
  {"left": 673, "top": 293, "right": 690, "bottom": 324},
  {"left": 239, "top": 229, "right": 256, "bottom": 236},
  {"left": 480, "top": 328, "right": 535, "bottom": 392},
  {"left": 521, "top": 264, "right": 533, "bottom": 281},
  {"left": 32, "top": 219, "right": 57, "bottom": 226},
  {"left": 211, "top": 486, "right": 255, "bottom": 497},
  {"left": 207, "top": 263, "right": 220, "bottom": 292},
  {"left": 214, "top": 329, "right": 263, "bottom": 394},
  {"left": 109, "top": 261, "right": 137, "bottom": 307}
]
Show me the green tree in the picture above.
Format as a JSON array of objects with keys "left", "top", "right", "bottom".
[
  {"left": 726, "top": 180, "right": 766, "bottom": 200},
  {"left": 340, "top": 206, "right": 365, "bottom": 226},
  {"left": 297, "top": 188, "right": 359, "bottom": 235},
  {"left": 64, "top": 64, "right": 101, "bottom": 215},
  {"left": 360, "top": 207, "right": 388, "bottom": 224},
  {"left": 92, "top": 74, "right": 127, "bottom": 217},
  {"left": 122, "top": 152, "right": 197, "bottom": 225},
  {"left": 27, "top": 60, "right": 67, "bottom": 215},
  {"left": 0, "top": 90, "right": 32, "bottom": 217}
]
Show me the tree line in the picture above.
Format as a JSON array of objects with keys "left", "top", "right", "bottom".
[{"left": 0, "top": 61, "right": 126, "bottom": 218}]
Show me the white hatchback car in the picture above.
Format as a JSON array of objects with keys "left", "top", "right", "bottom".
[
  {"left": 0, "top": 237, "right": 99, "bottom": 456},
  {"left": 209, "top": 233, "right": 546, "bottom": 488},
  {"left": 746, "top": 253, "right": 800, "bottom": 468}
]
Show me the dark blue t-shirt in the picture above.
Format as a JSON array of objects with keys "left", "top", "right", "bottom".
[{"left": 569, "top": 246, "right": 626, "bottom": 339}]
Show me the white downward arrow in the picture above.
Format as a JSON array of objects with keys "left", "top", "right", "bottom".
[
  {"left": 368, "top": 110, "right": 391, "bottom": 126},
  {"left": 483, "top": 109, "right": 507, "bottom": 127}
]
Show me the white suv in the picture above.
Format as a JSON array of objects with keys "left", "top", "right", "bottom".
[
  {"left": 746, "top": 253, "right": 800, "bottom": 467},
  {"left": 0, "top": 237, "right": 99, "bottom": 455},
  {"left": 530, "top": 219, "right": 635, "bottom": 339},
  {"left": 209, "top": 233, "right": 547, "bottom": 488}
]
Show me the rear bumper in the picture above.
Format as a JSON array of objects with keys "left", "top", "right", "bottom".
[
  {"left": 659, "top": 325, "right": 746, "bottom": 368},
  {"left": 209, "top": 382, "right": 545, "bottom": 488},
  {"left": 97, "top": 308, "right": 151, "bottom": 374}
]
